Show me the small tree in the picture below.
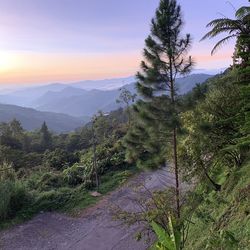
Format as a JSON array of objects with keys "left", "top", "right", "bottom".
[
  {"left": 91, "top": 111, "right": 110, "bottom": 188},
  {"left": 116, "top": 87, "right": 136, "bottom": 127},
  {"left": 40, "top": 122, "right": 52, "bottom": 151},
  {"left": 9, "top": 119, "right": 23, "bottom": 138}
]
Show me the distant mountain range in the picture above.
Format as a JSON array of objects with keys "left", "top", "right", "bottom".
[
  {"left": 0, "top": 74, "right": 213, "bottom": 131},
  {"left": 34, "top": 87, "right": 123, "bottom": 117},
  {"left": 175, "top": 74, "right": 213, "bottom": 94},
  {"left": 0, "top": 103, "right": 87, "bottom": 132},
  {"left": 69, "top": 76, "right": 135, "bottom": 90}
]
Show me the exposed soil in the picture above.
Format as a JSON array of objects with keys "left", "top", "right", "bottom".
[{"left": 0, "top": 168, "right": 175, "bottom": 250}]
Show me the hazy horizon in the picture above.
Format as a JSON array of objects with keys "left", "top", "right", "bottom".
[
  {"left": 0, "top": 0, "right": 245, "bottom": 86},
  {"left": 0, "top": 69, "right": 225, "bottom": 92}
]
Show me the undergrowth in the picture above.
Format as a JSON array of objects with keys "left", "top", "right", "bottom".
[
  {"left": 0, "top": 166, "right": 138, "bottom": 230},
  {"left": 185, "top": 160, "right": 250, "bottom": 250}
]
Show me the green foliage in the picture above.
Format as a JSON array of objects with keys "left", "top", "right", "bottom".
[
  {"left": 201, "top": 3, "right": 250, "bottom": 56},
  {"left": 0, "top": 163, "right": 30, "bottom": 221},
  {"left": 63, "top": 164, "right": 90, "bottom": 187},
  {"left": 116, "top": 87, "right": 137, "bottom": 107},
  {"left": 0, "top": 162, "right": 16, "bottom": 181},
  {"left": 185, "top": 160, "right": 250, "bottom": 250},
  {"left": 151, "top": 215, "right": 181, "bottom": 250},
  {"left": 151, "top": 221, "right": 175, "bottom": 250},
  {"left": 0, "top": 181, "right": 29, "bottom": 221},
  {"left": 0, "top": 107, "right": 134, "bottom": 228},
  {"left": 117, "top": 88, "right": 137, "bottom": 126},
  {"left": 178, "top": 75, "right": 246, "bottom": 191},
  {"left": 43, "top": 149, "right": 79, "bottom": 170},
  {"left": 39, "top": 121, "right": 53, "bottom": 151},
  {"left": 62, "top": 138, "right": 128, "bottom": 188},
  {"left": 37, "top": 172, "right": 65, "bottom": 191},
  {"left": 125, "top": 97, "right": 173, "bottom": 169}
]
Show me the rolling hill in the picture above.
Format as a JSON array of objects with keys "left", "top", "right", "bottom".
[
  {"left": 34, "top": 74, "right": 213, "bottom": 117},
  {"left": 0, "top": 103, "right": 88, "bottom": 132}
]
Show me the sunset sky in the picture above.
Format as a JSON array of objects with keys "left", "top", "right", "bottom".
[{"left": 0, "top": 0, "right": 246, "bottom": 86}]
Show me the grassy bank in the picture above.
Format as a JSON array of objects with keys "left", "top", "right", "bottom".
[{"left": 185, "top": 160, "right": 250, "bottom": 249}]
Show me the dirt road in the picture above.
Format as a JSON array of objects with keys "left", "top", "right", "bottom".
[{"left": 0, "top": 168, "right": 174, "bottom": 250}]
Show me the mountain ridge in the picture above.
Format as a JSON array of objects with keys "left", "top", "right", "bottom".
[
  {"left": 0, "top": 74, "right": 213, "bottom": 118},
  {"left": 0, "top": 103, "right": 88, "bottom": 132}
]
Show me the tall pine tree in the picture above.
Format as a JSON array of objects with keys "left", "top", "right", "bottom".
[{"left": 124, "top": 0, "right": 193, "bottom": 218}]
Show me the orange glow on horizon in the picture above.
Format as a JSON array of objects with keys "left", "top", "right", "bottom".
[
  {"left": 0, "top": 50, "right": 232, "bottom": 85},
  {"left": 0, "top": 51, "right": 142, "bottom": 85},
  {"left": 192, "top": 51, "right": 233, "bottom": 68}
]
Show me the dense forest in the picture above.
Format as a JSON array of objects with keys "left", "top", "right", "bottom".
[{"left": 0, "top": 0, "right": 249, "bottom": 249}]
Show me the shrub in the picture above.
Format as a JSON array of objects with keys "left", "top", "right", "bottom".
[
  {"left": 0, "top": 162, "right": 16, "bottom": 181},
  {"left": 63, "top": 164, "right": 89, "bottom": 186},
  {"left": 23, "top": 152, "right": 43, "bottom": 169},
  {"left": 0, "top": 180, "right": 30, "bottom": 220},
  {"left": 37, "top": 172, "right": 65, "bottom": 191},
  {"left": 0, "top": 146, "right": 25, "bottom": 170},
  {"left": 32, "top": 188, "right": 73, "bottom": 212},
  {"left": 31, "top": 186, "right": 92, "bottom": 213},
  {"left": 0, "top": 162, "right": 30, "bottom": 220},
  {"left": 43, "top": 149, "right": 79, "bottom": 170}
]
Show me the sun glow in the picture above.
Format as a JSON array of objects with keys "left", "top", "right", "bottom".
[{"left": 0, "top": 51, "right": 18, "bottom": 73}]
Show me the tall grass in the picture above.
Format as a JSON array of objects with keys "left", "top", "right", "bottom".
[{"left": 0, "top": 162, "right": 29, "bottom": 220}]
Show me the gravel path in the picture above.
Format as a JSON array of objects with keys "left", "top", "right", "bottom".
[{"left": 0, "top": 168, "right": 175, "bottom": 250}]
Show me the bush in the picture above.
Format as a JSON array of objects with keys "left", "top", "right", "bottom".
[
  {"left": 0, "top": 162, "right": 30, "bottom": 220},
  {"left": 37, "top": 172, "right": 65, "bottom": 191},
  {"left": 23, "top": 152, "right": 43, "bottom": 169},
  {"left": 63, "top": 164, "right": 89, "bottom": 187},
  {"left": 0, "top": 162, "right": 16, "bottom": 181},
  {"left": 32, "top": 188, "right": 73, "bottom": 212},
  {"left": 0, "top": 146, "right": 24, "bottom": 170},
  {"left": 43, "top": 149, "right": 79, "bottom": 170},
  {"left": 0, "top": 180, "right": 30, "bottom": 220}
]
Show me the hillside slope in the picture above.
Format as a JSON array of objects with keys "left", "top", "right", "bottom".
[
  {"left": 35, "top": 74, "right": 212, "bottom": 117},
  {"left": 176, "top": 73, "right": 212, "bottom": 94},
  {"left": 0, "top": 103, "right": 87, "bottom": 132},
  {"left": 186, "top": 160, "right": 250, "bottom": 249},
  {"left": 35, "top": 88, "right": 121, "bottom": 117}
]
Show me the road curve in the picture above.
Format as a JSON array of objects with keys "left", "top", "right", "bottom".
[{"left": 0, "top": 168, "right": 175, "bottom": 250}]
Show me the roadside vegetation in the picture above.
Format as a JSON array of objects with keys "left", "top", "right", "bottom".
[
  {"left": 0, "top": 108, "right": 137, "bottom": 229},
  {"left": 122, "top": 0, "right": 250, "bottom": 249}
]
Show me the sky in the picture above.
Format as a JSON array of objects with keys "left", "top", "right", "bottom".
[{"left": 0, "top": 0, "right": 247, "bottom": 86}]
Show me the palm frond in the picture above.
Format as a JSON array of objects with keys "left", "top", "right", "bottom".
[
  {"left": 206, "top": 18, "right": 240, "bottom": 28},
  {"left": 211, "top": 35, "right": 236, "bottom": 55},
  {"left": 236, "top": 6, "right": 250, "bottom": 19},
  {"left": 200, "top": 27, "right": 238, "bottom": 41}
]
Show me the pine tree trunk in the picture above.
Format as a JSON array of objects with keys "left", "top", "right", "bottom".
[
  {"left": 173, "top": 128, "right": 181, "bottom": 218},
  {"left": 127, "top": 103, "right": 131, "bottom": 128},
  {"left": 169, "top": 58, "right": 181, "bottom": 219}
]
